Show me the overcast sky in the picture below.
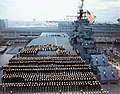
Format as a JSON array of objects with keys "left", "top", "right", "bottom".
[{"left": 0, "top": 0, "right": 120, "bottom": 22}]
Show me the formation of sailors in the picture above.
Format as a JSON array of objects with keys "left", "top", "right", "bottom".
[
  {"left": 8, "top": 57, "right": 84, "bottom": 67},
  {"left": 3, "top": 68, "right": 91, "bottom": 75},
  {"left": 1, "top": 45, "right": 109, "bottom": 93},
  {"left": 2, "top": 66, "right": 100, "bottom": 93},
  {"left": 20, "top": 44, "right": 69, "bottom": 57},
  {"left": 2, "top": 72, "right": 97, "bottom": 83},
  {"left": 3, "top": 62, "right": 91, "bottom": 74},
  {"left": 9, "top": 56, "right": 82, "bottom": 61},
  {"left": 2, "top": 81, "right": 101, "bottom": 93},
  {"left": 5, "top": 64, "right": 90, "bottom": 70}
]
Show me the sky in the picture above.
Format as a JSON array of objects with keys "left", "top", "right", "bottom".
[{"left": 0, "top": 0, "right": 120, "bottom": 23}]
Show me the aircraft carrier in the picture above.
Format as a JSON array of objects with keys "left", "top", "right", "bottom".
[{"left": 0, "top": 0, "right": 120, "bottom": 94}]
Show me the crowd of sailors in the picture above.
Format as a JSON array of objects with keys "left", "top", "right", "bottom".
[
  {"left": 1, "top": 45, "right": 110, "bottom": 93},
  {"left": 20, "top": 44, "right": 69, "bottom": 57},
  {"left": 10, "top": 56, "right": 82, "bottom": 61}
]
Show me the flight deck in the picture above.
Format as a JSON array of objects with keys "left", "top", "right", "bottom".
[{"left": 0, "top": 32, "right": 108, "bottom": 94}]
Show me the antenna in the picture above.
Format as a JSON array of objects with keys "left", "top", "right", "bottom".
[{"left": 81, "top": 0, "right": 84, "bottom": 9}]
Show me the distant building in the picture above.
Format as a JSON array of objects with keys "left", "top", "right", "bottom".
[
  {"left": 58, "top": 21, "right": 120, "bottom": 42},
  {"left": 58, "top": 21, "right": 74, "bottom": 32},
  {"left": 90, "top": 23, "right": 120, "bottom": 42},
  {"left": 0, "top": 19, "right": 7, "bottom": 29}
]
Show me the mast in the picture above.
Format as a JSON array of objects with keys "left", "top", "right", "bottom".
[{"left": 78, "top": 0, "right": 84, "bottom": 20}]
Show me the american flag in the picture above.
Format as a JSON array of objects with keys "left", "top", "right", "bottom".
[{"left": 87, "top": 10, "right": 95, "bottom": 24}]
